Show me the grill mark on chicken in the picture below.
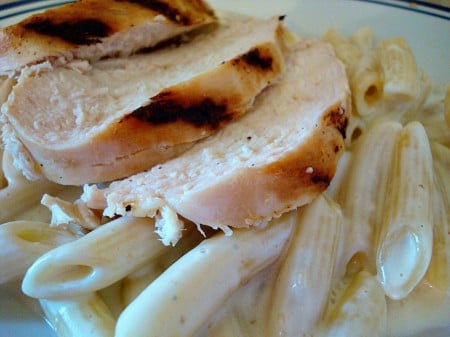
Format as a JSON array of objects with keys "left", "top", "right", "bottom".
[
  {"left": 128, "top": 93, "right": 232, "bottom": 129},
  {"left": 232, "top": 47, "right": 274, "bottom": 70},
  {"left": 119, "top": 0, "right": 214, "bottom": 25},
  {"left": 322, "top": 105, "right": 348, "bottom": 139},
  {"left": 23, "top": 18, "right": 112, "bottom": 45},
  {"left": 310, "top": 172, "right": 331, "bottom": 186}
]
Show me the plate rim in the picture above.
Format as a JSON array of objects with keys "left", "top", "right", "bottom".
[{"left": 0, "top": 0, "right": 449, "bottom": 21}]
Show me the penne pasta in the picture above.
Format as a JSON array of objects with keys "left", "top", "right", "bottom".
[
  {"left": 0, "top": 220, "right": 78, "bottom": 284},
  {"left": 349, "top": 27, "right": 373, "bottom": 55},
  {"left": 0, "top": 152, "right": 63, "bottom": 223},
  {"left": 376, "top": 37, "right": 420, "bottom": 105},
  {"left": 430, "top": 142, "right": 450, "bottom": 198},
  {"left": 205, "top": 311, "right": 246, "bottom": 337},
  {"left": 325, "top": 150, "right": 352, "bottom": 199},
  {"left": 350, "top": 57, "right": 383, "bottom": 117},
  {"left": 424, "top": 170, "right": 450, "bottom": 293},
  {"left": 344, "top": 115, "right": 366, "bottom": 146},
  {"left": 267, "top": 194, "right": 342, "bottom": 337},
  {"left": 22, "top": 216, "right": 168, "bottom": 299},
  {"left": 322, "top": 28, "right": 362, "bottom": 76},
  {"left": 410, "top": 84, "right": 449, "bottom": 146},
  {"left": 335, "top": 120, "right": 402, "bottom": 274},
  {"left": 114, "top": 211, "right": 295, "bottom": 337},
  {"left": 97, "top": 281, "right": 124, "bottom": 320},
  {"left": 386, "top": 281, "right": 450, "bottom": 336},
  {"left": 424, "top": 142, "right": 450, "bottom": 293},
  {"left": 204, "top": 265, "right": 278, "bottom": 337},
  {"left": 421, "top": 116, "right": 450, "bottom": 146},
  {"left": 376, "top": 121, "right": 434, "bottom": 300},
  {"left": 321, "top": 271, "right": 387, "bottom": 337},
  {"left": 40, "top": 292, "right": 115, "bottom": 337},
  {"left": 121, "top": 225, "right": 206, "bottom": 306}
]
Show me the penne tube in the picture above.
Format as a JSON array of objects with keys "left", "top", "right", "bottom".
[
  {"left": 344, "top": 115, "right": 366, "bottom": 147},
  {"left": 114, "top": 211, "right": 295, "bottom": 337},
  {"left": 326, "top": 150, "right": 352, "bottom": 199},
  {"left": 430, "top": 142, "right": 450, "bottom": 198},
  {"left": 424, "top": 171, "right": 450, "bottom": 293},
  {"left": 349, "top": 27, "right": 373, "bottom": 55},
  {"left": 40, "top": 292, "right": 115, "bottom": 337},
  {"left": 386, "top": 281, "right": 450, "bottom": 336},
  {"left": 98, "top": 281, "right": 124, "bottom": 320},
  {"left": 322, "top": 28, "right": 362, "bottom": 76},
  {"left": 0, "top": 220, "right": 78, "bottom": 284},
  {"left": 121, "top": 263, "right": 164, "bottom": 309},
  {"left": 0, "top": 151, "right": 63, "bottom": 223},
  {"left": 412, "top": 84, "right": 449, "bottom": 146},
  {"left": 18, "top": 185, "right": 83, "bottom": 224},
  {"left": 321, "top": 271, "right": 387, "bottom": 337},
  {"left": 205, "top": 311, "right": 245, "bottom": 337},
  {"left": 376, "top": 121, "right": 434, "bottom": 300},
  {"left": 22, "top": 216, "right": 168, "bottom": 299},
  {"left": 0, "top": 180, "right": 62, "bottom": 223},
  {"left": 421, "top": 117, "right": 450, "bottom": 146},
  {"left": 205, "top": 267, "right": 277, "bottom": 337},
  {"left": 350, "top": 59, "right": 383, "bottom": 117},
  {"left": 336, "top": 121, "right": 402, "bottom": 274},
  {"left": 267, "top": 194, "right": 342, "bottom": 337},
  {"left": 376, "top": 37, "right": 420, "bottom": 105},
  {"left": 121, "top": 226, "right": 206, "bottom": 306},
  {"left": 424, "top": 142, "right": 450, "bottom": 293}
]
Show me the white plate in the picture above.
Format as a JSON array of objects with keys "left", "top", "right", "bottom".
[{"left": 0, "top": 1, "right": 449, "bottom": 336}]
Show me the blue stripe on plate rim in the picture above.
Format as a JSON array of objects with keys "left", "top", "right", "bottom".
[
  {"left": 0, "top": 0, "right": 449, "bottom": 22},
  {"left": 354, "top": 0, "right": 449, "bottom": 20}
]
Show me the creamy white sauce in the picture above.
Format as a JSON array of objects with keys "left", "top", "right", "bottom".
[{"left": 191, "top": 262, "right": 450, "bottom": 337}]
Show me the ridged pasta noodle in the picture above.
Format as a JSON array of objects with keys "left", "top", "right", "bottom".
[
  {"left": 424, "top": 142, "right": 450, "bottom": 293},
  {"left": 0, "top": 152, "right": 63, "bottom": 222},
  {"left": 334, "top": 120, "right": 401, "bottom": 274},
  {"left": 320, "top": 271, "right": 387, "bottom": 337},
  {"left": 376, "top": 121, "right": 434, "bottom": 300},
  {"left": 22, "top": 216, "right": 168, "bottom": 299},
  {"left": 114, "top": 212, "right": 295, "bottom": 337},
  {"left": 0, "top": 220, "right": 78, "bottom": 284},
  {"left": 40, "top": 293, "right": 115, "bottom": 337},
  {"left": 267, "top": 194, "right": 342, "bottom": 337},
  {"left": 376, "top": 37, "right": 420, "bottom": 104}
]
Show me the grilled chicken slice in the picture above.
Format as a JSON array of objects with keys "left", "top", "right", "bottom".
[
  {"left": 2, "top": 16, "right": 286, "bottom": 184},
  {"left": 82, "top": 39, "right": 350, "bottom": 245},
  {"left": 0, "top": 0, "right": 216, "bottom": 75}
]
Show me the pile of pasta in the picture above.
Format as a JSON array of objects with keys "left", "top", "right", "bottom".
[{"left": 0, "top": 27, "right": 449, "bottom": 337}]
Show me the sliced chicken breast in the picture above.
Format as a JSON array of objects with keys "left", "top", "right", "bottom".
[
  {"left": 2, "top": 16, "right": 286, "bottom": 184},
  {"left": 0, "top": 0, "right": 216, "bottom": 75},
  {"left": 83, "top": 39, "right": 350, "bottom": 244}
]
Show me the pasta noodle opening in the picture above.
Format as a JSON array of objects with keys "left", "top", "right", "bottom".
[
  {"left": 364, "top": 84, "right": 381, "bottom": 106},
  {"left": 377, "top": 227, "right": 424, "bottom": 299},
  {"left": 40, "top": 264, "right": 94, "bottom": 284},
  {"left": 349, "top": 126, "right": 363, "bottom": 142},
  {"left": 345, "top": 251, "right": 369, "bottom": 277},
  {"left": 16, "top": 229, "right": 67, "bottom": 246}
]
